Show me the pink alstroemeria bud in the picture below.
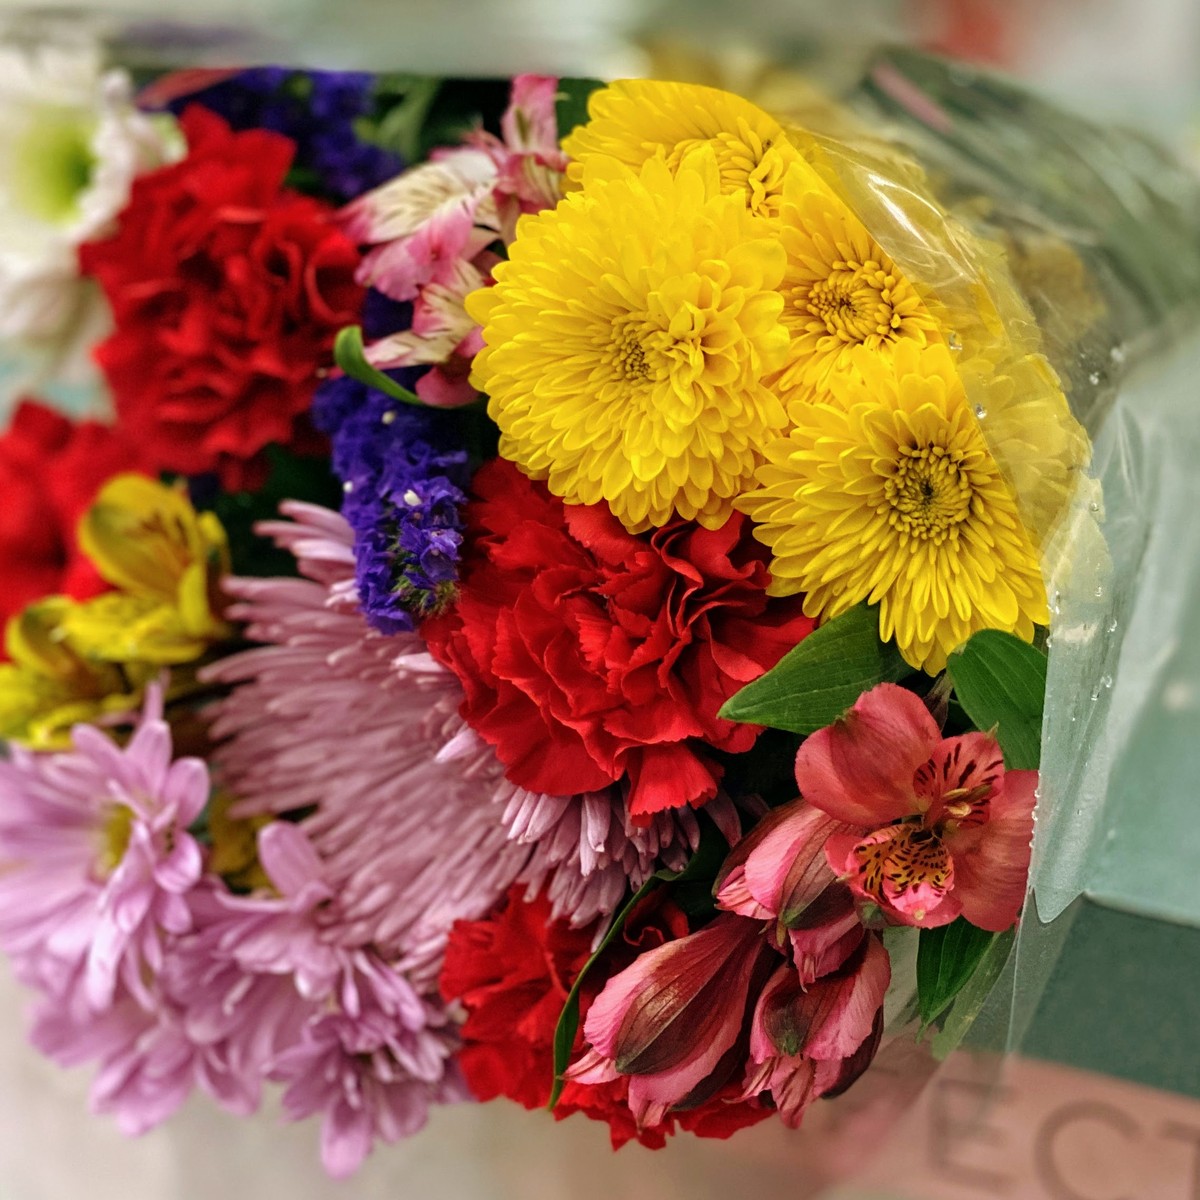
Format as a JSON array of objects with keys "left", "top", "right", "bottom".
[
  {"left": 715, "top": 798, "right": 847, "bottom": 925},
  {"left": 742, "top": 933, "right": 890, "bottom": 1127},
  {"left": 568, "top": 913, "right": 773, "bottom": 1128}
]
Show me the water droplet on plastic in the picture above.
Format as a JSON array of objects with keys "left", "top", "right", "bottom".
[
  {"left": 1106, "top": 617, "right": 1118, "bottom": 633},
  {"left": 382, "top": 410, "right": 397, "bottom": 425},
  {"left": 1045, "top": 634, "right": 1054, "bottom": 649},
  {"left": 973, "top": 404, "right": 987, "bottom": 419},
  {"left": 1051, "top": 590, "right": 1062, "bottom": 615},
  {"left": 343, "top": 480, "right": 354, "bottom": 494},
  {"left": 947, "top": 331, "right": 962, "bottom": 351},
  {"left": 1088, "top": 371, "right": 1101, "bottom": 385},
  {"left": 1100, "top": 674, "right": 1113, "bottom": 689},
  {"left": 1090, "top": 686, "right": 1101, "bottom": 702},
  {"left": 1111, "top": 344, "right": 1126, "bottom": 364},
  {"left": 1094, "top": 584, "right": 1104, "bottom": 598}
]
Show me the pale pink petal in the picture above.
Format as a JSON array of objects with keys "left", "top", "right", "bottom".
[
  {"left": 945, "top": 768, "right": 1037, "bottom": 931},
  {"left": 339, "top": 153, "right": 496, "bottom": 244},
  {"left": 321, "top": 1101, "right": 374, "bottom": 1181},
  {"left": 501, "top": 75, "right": 561, "bottom": 154},
  {"left": 786, "top": 887, "right": 865, "bottom": 984},
  {"left": 744, "top": 805, "right": 843, "bottom": 926},
  {"left": 257, "top": 823, "right": 332, "bottom": 903},
  {"left": 414, "top": 364, "right": 478, "bottom": 408},
  {"left": 154, "top": 835, "right": 202, "bottom": 893},
  {"left": 794, "top": 683, "right": 939, "bottom": 826},
  {"left": 802, "top": 934, "right": 891, "bottom": 1061}
]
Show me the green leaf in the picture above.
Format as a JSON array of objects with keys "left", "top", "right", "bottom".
[
  {"left": 547, "top": 875, "right": 658, "bottom": 1111},
  {"left": 370, "top": 75, "right": 443, "bottom": 162},
  {"left": 930, "top": 927, "right": 1016, "bottom": 1059},
  {"left": 547, "top": 812, "right": 730, "bottom": 1109},
  {"left": 555, "top": 78, "right": 603, "bottom": 140},
  {"left": 205, "top": 446, "right": 341, "bottom": 579},
  {"left": 718, "top": 604, "right": 911, "bottom": 734},
  {"left": 333, "top": 326, "right": 425, "bottom": 408},
  {"left": 916, "top": 918, "right": 1000, "bottom": 1032},
  {"left": 946, "top": 629, "right": 1047, "bottom": 769}
]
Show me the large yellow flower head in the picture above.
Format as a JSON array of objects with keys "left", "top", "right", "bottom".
[
  {"left": 562, "top": 79, "right": 812, "bottom": 219},
  {"left": 737, "top": 342, "right": 1048, "bottom": 672},
  {"left": 772, "top": 170, "right": 941, "bottom": 407},
  {"left": 467, "top": 149, "right": 791, "bottom": 532}
]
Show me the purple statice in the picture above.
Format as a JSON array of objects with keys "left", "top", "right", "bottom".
[
  {"left": 313, "top": 370, "right": 470, "bottom": 633},
  {"left": 162, "top": 68, "right": 402, "bottom": 202}
]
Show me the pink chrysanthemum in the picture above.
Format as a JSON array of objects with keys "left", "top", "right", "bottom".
[
  {"left": 203, "top": 502, "right": 722, "bottom": 971},
  {"left": 0, "top": 688, "right": 206, "bottom": 1011},
  {"left": 169, "top": 822, "right": 464, "bottom": 1176}
]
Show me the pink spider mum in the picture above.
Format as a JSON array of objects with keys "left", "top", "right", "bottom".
[{"left": 202, "top": 502, "right": 713, "bottom": 984}]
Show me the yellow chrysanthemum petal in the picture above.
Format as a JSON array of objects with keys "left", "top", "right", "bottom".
[
  {"left": 561, "top": 79, "right": 825, "bottom": 219},
  {"left": 737, "top": 342, "right": 1048, "bottom": 672},
  {"left": 471, "top": 147, "right": 792, "bottom": 532},
  {"left": 771, "top": 168, "right": 942, "bottom": 408}
]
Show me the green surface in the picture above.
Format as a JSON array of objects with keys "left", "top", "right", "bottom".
[{"left": 1019, "top": 901, "right": 1200, "bottom": 1100}]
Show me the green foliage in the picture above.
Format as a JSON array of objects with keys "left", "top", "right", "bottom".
[
  {"left": 718, "top": 605, "right": 912, "bottom": 734},
  {"left": 947, "top": 630, "right": 1047, "bottom": 769},
  {"left": 916, "top": 918, "right": 1002, "bottom": 1032},
  {"left": 207, "top": 446, "right": 342, "bottom": 579},
  {"left": 333, "top": 326, "right": 425, "bottom": 407},
  {"left": 555, "top": 78, "right": 603, "bottom": 140}
]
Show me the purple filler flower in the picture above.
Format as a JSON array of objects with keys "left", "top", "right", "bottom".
[
  {"left": 313, "top": 372, "right": 470, "bottom": 633},
  {"left": 161, "top": 68, "right": 402, "bottom": 203}
]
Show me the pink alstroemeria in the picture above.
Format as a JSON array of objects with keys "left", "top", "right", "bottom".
[
  {"left": 795, "top": 682, "right": 1038, "bottom": 931},
  {"left": 340, "top": 75, "right": 565, "bottom": 407},
  {"left": 742, "top": 934, "right": 890, "bottom": 1127},
  {"left": 567, "top": 913, "right": 774, "bottom": 1128},
  {"left": 714, "top": 799, "right": 863, "bottom": 981}
]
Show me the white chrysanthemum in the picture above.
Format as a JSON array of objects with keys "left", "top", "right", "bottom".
[{"left": 0, "top": 42, "right": 179, "bottom": 384}]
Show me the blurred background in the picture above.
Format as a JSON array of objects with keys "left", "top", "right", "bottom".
[{"left": 0, "top": 1, "right": 1197, "bottom": 1197}]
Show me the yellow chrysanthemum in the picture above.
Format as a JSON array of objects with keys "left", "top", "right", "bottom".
[
  {"left": 772, "top": 168, "right": 941, "bottom": 407},
  {"left": 737, "top": 342, "right": 1048, "bottom": 672},
  {"left": 63, "top": 473, "right": 231, "bottom": 664},
  {"left": 0, "top": 598, "right": 147, "bottom": 749},
  {"left": 562, "top": 79, "right": 818, "bottom": 219},
  {"left": 467, "top": 149, "right": 791, "bottom": 532}
]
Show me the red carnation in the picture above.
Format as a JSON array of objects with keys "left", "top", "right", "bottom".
[
  {"left": 0, "top": 400, "right": 148, "bottom": 630},
  {"left": 422, "top": 459, "right": 815, "bottom": 822},
  {"left": 79, "top": 106, "right": 364, "bottom": 487},
  {"left": 440, "top": 886, "right": 771, "bottom": 1148}
]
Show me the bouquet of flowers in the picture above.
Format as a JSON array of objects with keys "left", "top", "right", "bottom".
[{"left": 0, "top": 37, "right": 1195, "bottom": 1181}]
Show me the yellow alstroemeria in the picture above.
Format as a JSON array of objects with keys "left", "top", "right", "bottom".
[
  {"left": 64, "top": 473, "right": 232, "bottom": 665},
  {"left": 0, "top": 598, "right": 147, "bottom": 750},
  {"left": 206, "top": 791, "right": 273, "bottom": 892}
]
